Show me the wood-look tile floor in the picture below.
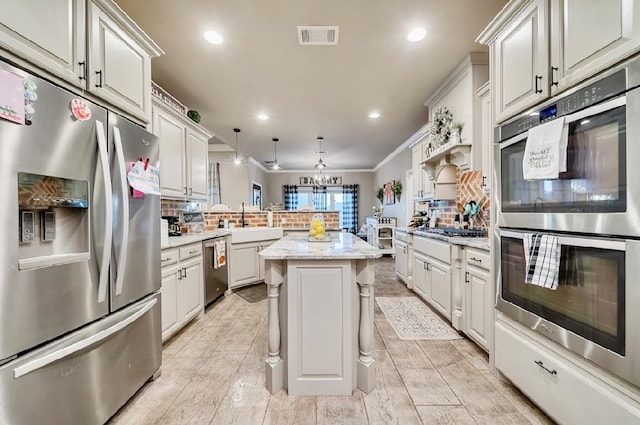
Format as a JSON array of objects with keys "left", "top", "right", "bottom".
[{"left": 108, "top": 257, "right": 555, "bottom": 425}]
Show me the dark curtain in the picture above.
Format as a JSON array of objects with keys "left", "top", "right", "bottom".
[
  {"left": 283, "top": 185, "right": 298, "bottom": 210},
  {"left": 312, "top": 185, "right": 327, "bottom": 211},
  {"left": 342, "top": 184, "right": 359, "bottom": 233}
]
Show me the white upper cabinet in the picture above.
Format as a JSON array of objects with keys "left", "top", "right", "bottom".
[
  {"left": 87, "top": 1, "right": 152, "bottom": 121},
  {"left": 479, "top": 0, "right": 640, "bottom": 123},
  {"left": 0, "top": 0, "right": 85, "bottom": 86},
  {"left": 154, "top": 106, "right": 187, "bottom": 198},
  {"left": 0, "top": 0, "right": 162, "bottom": 123},
  {"left": 187, "top": 129, "right": 209, "bottom": 199},
  {"left": 152, "top": 95, "right": 212, "bottom": 201},
  {"left": 492, "top": 0, "right": 548, "bottom": 122},
  {"left": 550, "top": 0, "right": 640, "bottom": 92}
]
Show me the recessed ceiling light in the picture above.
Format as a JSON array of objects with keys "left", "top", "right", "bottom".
[
  {"left": 369, "top": 112, "right": 381, "bottom": 119},
  {"left": 204, "top": 31, "right": 223, "bottom": 45},
  {"left": 407, "top": 27, "right": 427, "bottom": 42},
  {"left": 257, "top": 113, "right": 269, "bottom": 121}
]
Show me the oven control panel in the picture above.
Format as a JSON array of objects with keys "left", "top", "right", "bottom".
[{"left": 498, "top": 69, "right": 626, "bottom": 142}]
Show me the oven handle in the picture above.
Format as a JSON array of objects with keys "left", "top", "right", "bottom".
[
  {"left": 499, "top": 96, "right": 626, "bottom": 149},
  {"left": 499, "top": 229, "right": 626, "bottom": 251}
]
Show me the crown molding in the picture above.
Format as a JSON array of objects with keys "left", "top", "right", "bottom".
[
  {"left": 373, "top": 122, "right": 430, "bottom": 171},
  {"left": 476, "top": 0, "right": 531, "bottom": 44},
  {"left": 249, "top": 156, "right": 270, "bottom": 172}
]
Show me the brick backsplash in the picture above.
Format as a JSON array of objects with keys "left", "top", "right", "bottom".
[
  {"left": 430, "top": 170, "right": 490, "bottom": 229},
  {"left": 160, "top": 198, "right": 339, "bottom": 232}
]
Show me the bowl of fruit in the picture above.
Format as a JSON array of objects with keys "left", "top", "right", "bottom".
[{"left": 308, "top": 213, "right": 330, "bottom": 242}]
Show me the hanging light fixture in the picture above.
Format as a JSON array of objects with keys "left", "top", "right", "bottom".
[
  {"left": 232, "top": 128, "right": 242, "bottom": 165},
  {"left": 314, "top": 136, "right": 326, "bottom": 170},
  {"left": 270, "top": 137, "right": 282, "bottom": 170}
]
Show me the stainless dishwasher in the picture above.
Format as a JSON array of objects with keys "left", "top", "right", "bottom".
[{"left": 203, "top": 236, "right": 230, "bottom": 306}]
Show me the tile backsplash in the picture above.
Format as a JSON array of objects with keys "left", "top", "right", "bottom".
[
  {"left": 161, "top": 198, "right": 339, "bottom": 232},
  {"left": 429, "top": 170, "right": 490, "bottom": 229}
]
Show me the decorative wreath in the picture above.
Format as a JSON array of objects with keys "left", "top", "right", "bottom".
[{"left": 430, "top": 106, "right": 453, "bottom": 147}]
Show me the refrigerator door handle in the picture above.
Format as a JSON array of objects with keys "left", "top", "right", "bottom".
[
  {"left": 96, "top": 120, "right": 112, "bottom": 304},
  {"left": 13, "top": 297, "right": 157, "bottom": 379},
  {"left": 113, "top": 127, "right": 130, "bottom": 296}
]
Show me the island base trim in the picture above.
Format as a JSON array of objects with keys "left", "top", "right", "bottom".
[
  {"left": 357, "top": 359, "right": 376, "bottom": 394},
  {"left": 265, "top": 360, "right": 284, "bottom": 394}
]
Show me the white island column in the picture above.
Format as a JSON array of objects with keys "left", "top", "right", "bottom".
[
  {"left": 356, "top": 258, "right": 376, "bottom": 393},
  {"left": 264, "top": 259, "right": 285, "bottom": 393}
]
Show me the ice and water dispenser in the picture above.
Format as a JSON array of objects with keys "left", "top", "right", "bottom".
[{"left": 17, "top": 172, "right": 89, "bottom": 270}]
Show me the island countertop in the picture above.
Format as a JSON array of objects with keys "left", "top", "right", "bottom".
[{"left": 259, "top": 232, "right": 382, "bottom": 260}]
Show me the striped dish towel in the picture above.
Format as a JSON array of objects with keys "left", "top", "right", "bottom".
[{"left": 523, "top": 234, "right": 560, "bottom": 290}]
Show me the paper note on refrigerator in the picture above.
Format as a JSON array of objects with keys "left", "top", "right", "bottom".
[
  {"left": 0, "top": 68, "right": 25, "bottom": 124},
  {"left": 128, "top": 161, "right": 161, "bottom": 196}
]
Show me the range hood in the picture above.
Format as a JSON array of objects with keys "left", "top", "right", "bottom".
[{"left": 434, "top": 164, "right": 457, "bottom": 200}]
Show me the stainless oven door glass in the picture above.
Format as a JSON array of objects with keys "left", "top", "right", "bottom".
[
  {"left": 500, "top": 101, "right": 626, "bottom": 213},
  {"left": 500, "top": 233, "right": 625, "bottom": 355}
]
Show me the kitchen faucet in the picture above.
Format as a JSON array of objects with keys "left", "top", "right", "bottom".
[{"left": 241, "top": 202, "right": 246, "bottom": 227}]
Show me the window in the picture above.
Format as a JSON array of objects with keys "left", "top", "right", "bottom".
[{"left": 284, "top": 185, "right": 358, "bottom": 233}]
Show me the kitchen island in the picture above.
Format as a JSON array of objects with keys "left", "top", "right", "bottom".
[{"left": 259, "top": 232, "right": 382, "bottom": 396}]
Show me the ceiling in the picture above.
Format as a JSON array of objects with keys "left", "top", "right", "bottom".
[{"left": 115, "top": 0, "right": 507, "bottom": 170}]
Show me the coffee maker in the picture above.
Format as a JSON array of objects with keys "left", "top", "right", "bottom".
[{"left": 162, "top": 215, "right": 182, "bottom": 236}]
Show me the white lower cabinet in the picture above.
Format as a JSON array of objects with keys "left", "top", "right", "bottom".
[
  {"left": 230, "top": 239, "right": 278, "bottom": 289},
  {"left": 462, "top": 247, "right": 491, "bottom": 351},
  {"left": 496, "top": 319, "right": 640, "bottom": 425},
  {"left": 412, "top": 236, "right": 452, "bottom": 320},
  {"left": 160, "top": 243, "right": 204, "bottom": 341}
]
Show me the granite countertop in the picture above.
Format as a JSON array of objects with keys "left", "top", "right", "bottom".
[
  {"left": 163, "top": 230, "right": 231, "bottom": 249},
  {"left": 259, "top": 232, "right": 383, "bottom": 260},
  {"left": 412, "top": 229, "right": 490, "bottom": 250}
]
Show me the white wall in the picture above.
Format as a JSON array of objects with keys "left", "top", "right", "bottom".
[
  {"left": 208, "top": 152, "right": 249, "bottom": 210},
  {"left": 266, "top": 171, "right": 375, "bottom": 229},
  {"left": 374, "top": 148, "right": 412, "bottom": 227}
]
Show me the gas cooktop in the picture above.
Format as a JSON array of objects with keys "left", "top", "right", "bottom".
[{"left": 421, "top": 227, "right": 488, "bottom": 237}]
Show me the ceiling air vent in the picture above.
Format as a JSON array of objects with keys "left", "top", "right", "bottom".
[{"left": 297, "top": 26, "right": 339, "bottom": 45}]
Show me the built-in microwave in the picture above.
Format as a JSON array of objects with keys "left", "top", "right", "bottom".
[
  {"left": 494, "top": 54, "right": 640, "bottom": 237},
  {"left": 495, "top": 228, "right": 640, "bottom": 388}
]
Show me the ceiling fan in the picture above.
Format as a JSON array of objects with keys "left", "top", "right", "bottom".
[{"left": 264, "top": 138, "right": 283, "bottom": 170}]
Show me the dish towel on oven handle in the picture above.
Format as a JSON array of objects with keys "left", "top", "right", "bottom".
[
  {"left": 213, "top": 239, "right": 226, "bottom": 269},
  {"left": 523, "top": 234, "right": 560, "bottom": 290},
  {"left": 522, "top": 117, "right": 568, "bottom": 180}
]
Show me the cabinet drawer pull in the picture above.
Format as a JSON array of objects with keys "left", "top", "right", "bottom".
[
  {"left": 95, "top": 70, "right": 103, "bottom": 88},
  {"left": 161, "top": 257, "right": 172, "bottom": 263},
  {"left": 534, "top": 360, "right": 557, "bottom": 376},
  {"left": 534, "top": 75, "right": 543, "bottom": 94},
  {"left": 188, "top": 250, "right": 198, "bottom": 255},
  {"left": 78, "top": 61, "right": 86, "bottom": 81},
  {"left": 470, "top": 257, "right": 482, "bottom": 263},
  {"left": 550, "top": 66, "right": 559, "bottom": 87}
]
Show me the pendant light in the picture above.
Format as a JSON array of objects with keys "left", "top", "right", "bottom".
[
  {"left": 314, "top": 136, "right": 326, "bottom": 170},
  {"left": 233, "top": 128, "right": 242, "bottom": 165},
  {"left": 270, "top": 138, "right": 282, "bottom": 170}
]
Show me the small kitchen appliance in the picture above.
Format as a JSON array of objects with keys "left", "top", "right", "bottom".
[{"left": 163, "top": 215, "right": 182, "bottom": 236}]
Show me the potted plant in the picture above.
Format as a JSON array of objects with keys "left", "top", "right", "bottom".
[
  {"left": 450, "top": 121, "right": 464, "bottom": 143},
  {"left": 392, "top": 180, "right": 402, "bottom": 200},
  {"left": 376, "top": 187, "right": 384, "bottom": 204}
]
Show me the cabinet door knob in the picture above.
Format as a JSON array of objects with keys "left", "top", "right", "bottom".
[
  {"left": 78, "top": 61, "right": 86, "bottom": 81},
  {"left": 550, "top": 66, "right": 559, "bottom": 87},
  {"left": 534, "top": 360, "right": 557, "bottom": 375},
  {"left": 534, "top": 75, "right": 543, "bottom": 94},
  {"left": 95, "top": 70, "right": 103, "bottom": 88}
]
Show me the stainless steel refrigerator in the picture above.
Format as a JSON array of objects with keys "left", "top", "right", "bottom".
[{"left": 0, "top": 59, "right": 161, "bottom": 425}]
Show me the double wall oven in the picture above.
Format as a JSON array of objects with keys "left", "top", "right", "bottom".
[{"left": 494, "top": 54, "right": 640, "bottom": 388}]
